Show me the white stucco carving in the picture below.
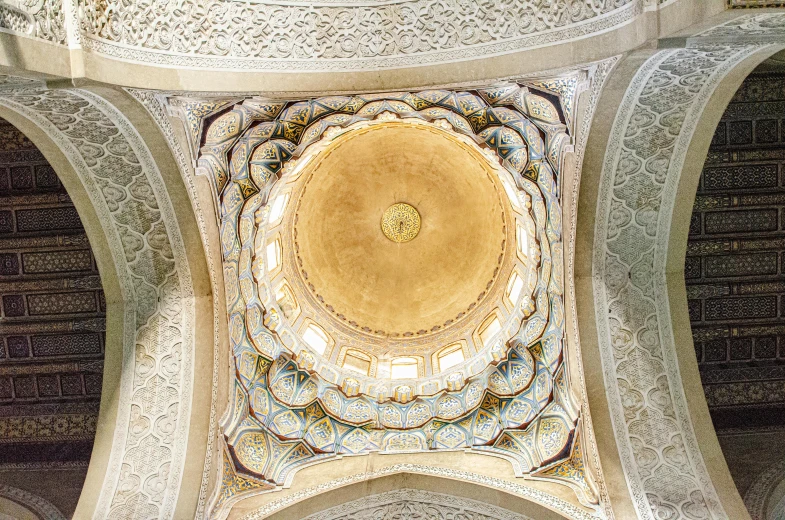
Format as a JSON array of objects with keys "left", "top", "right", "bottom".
[
  {"left": 75, "top": 0, "right": 640, "bottom": 70},
  {"left": 241, "top": 463, "right": 601, "bottom": 520},
  {"left": 299, "top": 488, "right": 533, "bottom": 520},
  {"left": 0, "top": 81, "right": 194, "bottom": 520},
  {"left": 593, "top": 27, "right": 785, "bottom": 520}
]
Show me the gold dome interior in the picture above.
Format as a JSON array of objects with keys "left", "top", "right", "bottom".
[{"left": 292, "top": 124, "right": 508, "bottom": 338}]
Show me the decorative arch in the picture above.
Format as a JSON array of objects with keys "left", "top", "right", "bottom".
[
  {"left": 0, "top": 79, "right": 214, "bottom": 520},
  {"left": 287, "top": 489, "right": 533, "bottom": 520},
  {"left": 0, "top": 484, "right": 66, "bottom": 520},
  {"left": 746, "top": 458, "right": 785, "bottom": 520},
  {"left": 578, "top": 12, "right": 785, "bottom": 520}
]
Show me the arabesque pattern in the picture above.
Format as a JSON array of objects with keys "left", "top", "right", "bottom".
[
  {"left": 593, "top": 43, "right": 783, "bottom": 520},
  {"left": 299, "top": 488, "right": 532, "bottom": 520},
  {"left": 196, "top": 85, "right": 596, "bottom": 514},
  {"left": 75, "top": 0, "right": 640, "bottom": 70},
  {"left": 0, "top": 82, "right": 193, "bottom": 520}
]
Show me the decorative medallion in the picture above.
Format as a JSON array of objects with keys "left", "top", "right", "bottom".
[{"left": 381, "top": 203, "right": 421, "bottom": 243}]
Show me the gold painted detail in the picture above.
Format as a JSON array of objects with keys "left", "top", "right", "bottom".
[{"left": 381, "top": 203, "right": 421, "bottom": 243}]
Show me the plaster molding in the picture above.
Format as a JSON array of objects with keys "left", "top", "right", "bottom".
[
  {"left": 0, "top": 83, "right": 194, "bottom": 520},
  {"left": 76, "top": 0, "right": 641, "bottom": 72},
  {"left": 240, "top": 463, "right": 600, "bottom": 520},
  {"left": 0, "top": 484, "right": 67, "bottom": 520},
  {"left": 565, "top": 54, "right": 621, "bottom": 520},
  {"left": 298, "top": 488, "right": 534, "bottom": 520},
  {"left": 125, "top": 87, "right": 224, "bottom": 520},
  {"left": 689, "top": 13, "right": 785, "bottom": 45},
  {"left": 593, "top": 36, "right": 785, "bottom": 520},
  {"left": 0, "top": 0, "right": 67, "bottom": 45}
]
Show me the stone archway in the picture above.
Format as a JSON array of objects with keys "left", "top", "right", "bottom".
[
  {"left": 576, "top": 13, "right": 785, "bottom": 520},
  {"left": 0, "top": 80, "right": 215, "bottom": 520},
  {"left": 0, "top": 483, "right": 67, "bottom": 520}
]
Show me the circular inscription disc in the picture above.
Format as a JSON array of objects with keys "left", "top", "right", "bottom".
[{"left": 381, "top": 203, "right": 421, "bottom": 243}]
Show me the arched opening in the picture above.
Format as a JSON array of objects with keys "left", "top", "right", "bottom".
[
  {"left": 0, "top": 117, "right": 105, "bottom": 517},
  {"left": 0, "top": 86, "right": 218, "bottom": 520},
  {"left": 685, "top": 51, "right": 785, "bottom": 519},
  {"left": 575, "top": 31, "right": 785, "bottom": 519}
]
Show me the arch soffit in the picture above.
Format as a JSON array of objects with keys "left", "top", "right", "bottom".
[
  {"left": 582, "top": 13, "right": 785, "bottom": 520},
  {"left": 0, "top": 81, "right": 209, "bottom": 520}
]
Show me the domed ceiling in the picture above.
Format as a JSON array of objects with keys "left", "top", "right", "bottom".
[
  {"left": 254, "top": 121, "right": 538, "bottom": 393},
  {"left": 193, "top": 84, "right": 596, "bottom": 515}
]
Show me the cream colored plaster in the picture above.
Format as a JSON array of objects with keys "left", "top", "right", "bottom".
[
  {"left": 574, "top": 50, "right": 654, "bottom": 520},
  {"left": 122, "top": 86, "right": 234, "bottom": 520},
  {"left": 294, "top": 124, "right": 508, "bottom": 336},
  {"left": 578, "top": 12, "right": 785, "bottom": 518},
  {"left": 79, "top": 85, "right": 218, "bottom": 520},
  {"left": 225, "top": 451, "right": 591, "bottom": 520},
  {"left": 262, "top": 474, "right": 570, "bottom": 520}
]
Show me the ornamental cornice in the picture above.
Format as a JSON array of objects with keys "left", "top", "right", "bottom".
[
  {"left": 0, "top": 0, "right": 650, "bottom": 72},
  {"left": 75, "top": 0, "right": 641, "bottom": 71}
]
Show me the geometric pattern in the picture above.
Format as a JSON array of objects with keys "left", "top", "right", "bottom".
[
  {"left": 594, "top": 35, "right": 785, "bottom": 520},
  {"left": 195, "top": 85, "right": 595, "bottom": 515},
  {"left": 687, "top": 70, "right": 785, "bottom": 431},
  {"left": 0, "top": 84, "right": 194, "bottom": 520},
  {"left": 298, "top": 489, "right": 534, "bottom": 520},
  {"left": 75, "top": 0, "right": 641, "bottom": 71}
]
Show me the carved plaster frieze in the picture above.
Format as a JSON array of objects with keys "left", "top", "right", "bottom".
[
  {"left": 0, "top": 82, "right": 194, "bottom": 520},
  {"left": 593, "top": 33, "right": 785, "bottom": 520},
  {"left": 0, "top": 0, "right": 67, "bottom": 44},
  {"left": 690, "top": 13, "right": 785, "bottom": 45},
  {"left": 0, "top": 483, "right": 67, "bottom": 520},
  {"left": 126, "top": 86, "right": 225, "bottom": 520},
  {"left": 76, "top": 0, "right": 641, "bottom": 71},
  {"left": 298, "top": 488, "right": 533, "bottom": 520}
]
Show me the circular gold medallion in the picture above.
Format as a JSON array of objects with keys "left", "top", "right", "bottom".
[{"left": 381, "top": 203, "right": 421, "bottom": 243}]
